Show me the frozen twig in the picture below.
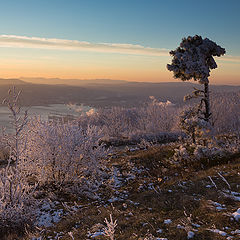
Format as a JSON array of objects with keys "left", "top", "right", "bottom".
[
  {"left": 104, "top": 214, "right": 117, "bottom": 240},
  {"left": 218, "top": 172, "right": 231, "bottom": 192},
  {"left": 208, "top": 176, "right": 217, "bottom": 189},
  {"left": 68, "top": 231, "right": 75, "bottom": 240}
]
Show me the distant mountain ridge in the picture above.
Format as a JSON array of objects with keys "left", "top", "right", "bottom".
[
  {"left": 0, "top": 78, "right": 27, "bottom": 85},
  {"left": 20, "top": 77, "right": 128, "bottom": 86},
  {"left": 0, "top": 78, "right": 239, "bottom": 107}
]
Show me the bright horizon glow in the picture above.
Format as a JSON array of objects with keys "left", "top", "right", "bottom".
[{"left": 0, "top": 0, "right": 239, "bottom": 85}]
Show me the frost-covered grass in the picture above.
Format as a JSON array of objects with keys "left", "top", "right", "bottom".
[
  {"left": 25, "top": 143, "right": 240, "bottom": 240},
  {"left": 1, "top": 137, "right": 240, "bottom": 239}
]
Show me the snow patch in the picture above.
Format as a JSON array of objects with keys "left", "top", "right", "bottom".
[
  {"left": 35, "top": 201, "right": 64, "bottom": 227},
  {"left": 187, "top": 231, "right": 195, "bottom": 239},
  {"left": 164, "top": 219, "right": 172, "bottom": 224},
  {"left": 210, "top": 229, "right": 227, "bottom": 237},
  {"left": 222, "top": 190, "right": 240, "bottom": 201},
  {"left": 232, "top": 208, "right": 240, "bottom": 221}
]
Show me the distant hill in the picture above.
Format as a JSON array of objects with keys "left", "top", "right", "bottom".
[
  {"left": 0, "top": 78, "right": 27, "bottom": 85},
  {"left": 20, "top": 77, "right": 127, "bottom": 86},
  {"left": 0, "top": 78, "right": 239, "bottom": 107}
]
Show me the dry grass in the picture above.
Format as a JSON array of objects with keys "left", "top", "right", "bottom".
[{"left": 20, "top": 144, "right": 240, "bottom": 240}]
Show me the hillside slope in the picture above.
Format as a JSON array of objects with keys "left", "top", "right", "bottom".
[{"left": 7, "top": 144, "right": 238, "bottom": 240}]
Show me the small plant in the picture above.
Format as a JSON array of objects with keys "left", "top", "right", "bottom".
[
  {"left": 104, "top": 214, "right": 117, "bottom": 240},
  {"left": 179, "top": 105, "right": 212, "bottom": 144}
]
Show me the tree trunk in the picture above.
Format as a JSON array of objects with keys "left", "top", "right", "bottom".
[{"left": 204, "top": 82, "right": 210, "bottom": 122}]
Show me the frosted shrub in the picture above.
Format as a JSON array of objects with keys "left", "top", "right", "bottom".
[
  {"left": 76, "top": 97, "right": 178, "bottom": 142},
  {"left": 173, "top": 144, "right": 190, "bottom": 161},
  {"left": 0, "top": 87, "right": 37, "bottom": 229},
  {"left": 211, "top": 91, "right": 240, "bottom": 135},
  {"left": 137, "top": 138, "right": 153, "bottom": 150},
  {"left": 0, "top": 138, "right": 8, "bottom": 162},
  {"left": 173, "top": 90, "right": 240, "bottom": 161},
  {"left": 76, "top": 106, "right": 139, "bottom": 139},
  {"left": 21, "top": 118, "right": 109, "bottom": 192},
  {"left": 137, "top": 96, "right": 177, "bottom": 134},
  {"left": 173, "top": 143, "right": 223, "bottom": 161},
  {"left": 0, "top": 164, "right": 37, "bottom": 227},
  {"left": 193, "top": 145, "right": 225, "bottom": 160},
  {"left": 214, "top": 134, "right": 240, "bottom": 153},
  {"left": 173, "top": 136, "right": 239, "bottom": 162},
  {"left": 179, "top": 105, "right": 212, "bottom": 144},
  {"left": 2, "top": 87, "right": 28, "bottom": 165},
  {"left": 99, "top": 107, "right": 140, "bottom": 138}
]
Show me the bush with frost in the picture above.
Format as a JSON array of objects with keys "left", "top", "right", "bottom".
[
  {"left": 0, "top": 138, "right": 9, "bottom": 162},
  {"left": 0, "top": 87, "right": 37, "bottom": 229},
  {"left": 174, "top": 90, "right": 240, "bottom": 161},
  {"left": 211, "top": 91, "right": 240, "bottom": 135},
  {"left": 192, "top": 144, "right": 226, "bottom": 160},
  {"left": 172, "top": 134, "right": 240, "bottom": 162},
  {"left": 0, "top": 87, "right": 110, "bottom": 231},
  {"left": 76, "top": 106, "right": 140, "bottom": 139},
  {"left": 2, "top": 87, "right": 28, "bottom": 165},
  {"left": 137, "top": 96, "right": 177, "bottom": 134},
  {"left": 0, "top": 163, "right": 37, "bottom": 228},
  {"left": 173, "top": 144, "right": 190, "bottom": 161},
  {"left": 99, "top": 106, "right": 140, "bottom": 138},
  {"left": 179, "top": 105, "right": 212, "bottom": 144},
  {"left": 21, "top": 118, "right": 109, "bottom": 193},
  {"left": 76, "top": 96, "right": 178, "bottom": 143},
  {"left": 214, "top": 134, "right": 240, "bottom": 153}
]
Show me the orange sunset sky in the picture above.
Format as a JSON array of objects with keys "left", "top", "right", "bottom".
[{"left": 0, "top": 1, "right": 239, "bottom": 85}]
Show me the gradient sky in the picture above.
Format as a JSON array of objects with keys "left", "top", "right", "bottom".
[{"left": 0, "top": 0, "right": 239, "bottom": 84}]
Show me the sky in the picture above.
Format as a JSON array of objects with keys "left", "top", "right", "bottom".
[{"left": 0, "top": 0, "right": 239, "bottom": 85}]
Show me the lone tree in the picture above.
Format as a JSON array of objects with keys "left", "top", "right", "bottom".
[{"left": 167, "top": 35, "right": 225, "bottom": 122}]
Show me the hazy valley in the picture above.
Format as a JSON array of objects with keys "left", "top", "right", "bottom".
[{"left": 1, "top": 78, "right": 239, "bottom": 108}]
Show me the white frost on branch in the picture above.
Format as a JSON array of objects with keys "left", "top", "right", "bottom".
[
  {"left": 21, "top": 118, "right": 109, "bottom": 190},
  {"left": 104, "top": 214, "right": 117, "bottom": 240},
  {"left": 167, "top": 35, "right": 225, "bottom": 84}
]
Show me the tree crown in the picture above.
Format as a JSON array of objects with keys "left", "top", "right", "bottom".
[{"left": 167, "top": 35, "right": 226, "bottom": 84}]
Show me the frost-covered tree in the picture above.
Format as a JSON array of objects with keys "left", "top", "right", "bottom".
[
  {"left": 167, "top": 35, "right": 225, "bottom": 122},
  {"left": 0, "top": 87, "right": 36, "bottom": 229},
  {"left": 2, "top": 87, "right": 28, "bottom": 165}
]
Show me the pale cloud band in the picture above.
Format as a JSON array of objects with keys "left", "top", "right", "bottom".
[
  {"left": 0, "top": 34, "right": 169, "bottom": 57},
  {"left": 218, "top": 55, "right": 240, "bottom": 63},
  {"left": 0, "top": 35, "right": 239, "bottom": 63}
]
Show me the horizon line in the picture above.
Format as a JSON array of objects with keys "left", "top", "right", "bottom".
[{"left": 0, "top": 77, "right": 239, "bottom": 86}]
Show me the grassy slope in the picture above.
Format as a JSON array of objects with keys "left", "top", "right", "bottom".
[{"left": 17, "top": 145, "right": 240, "bottom": 240}]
